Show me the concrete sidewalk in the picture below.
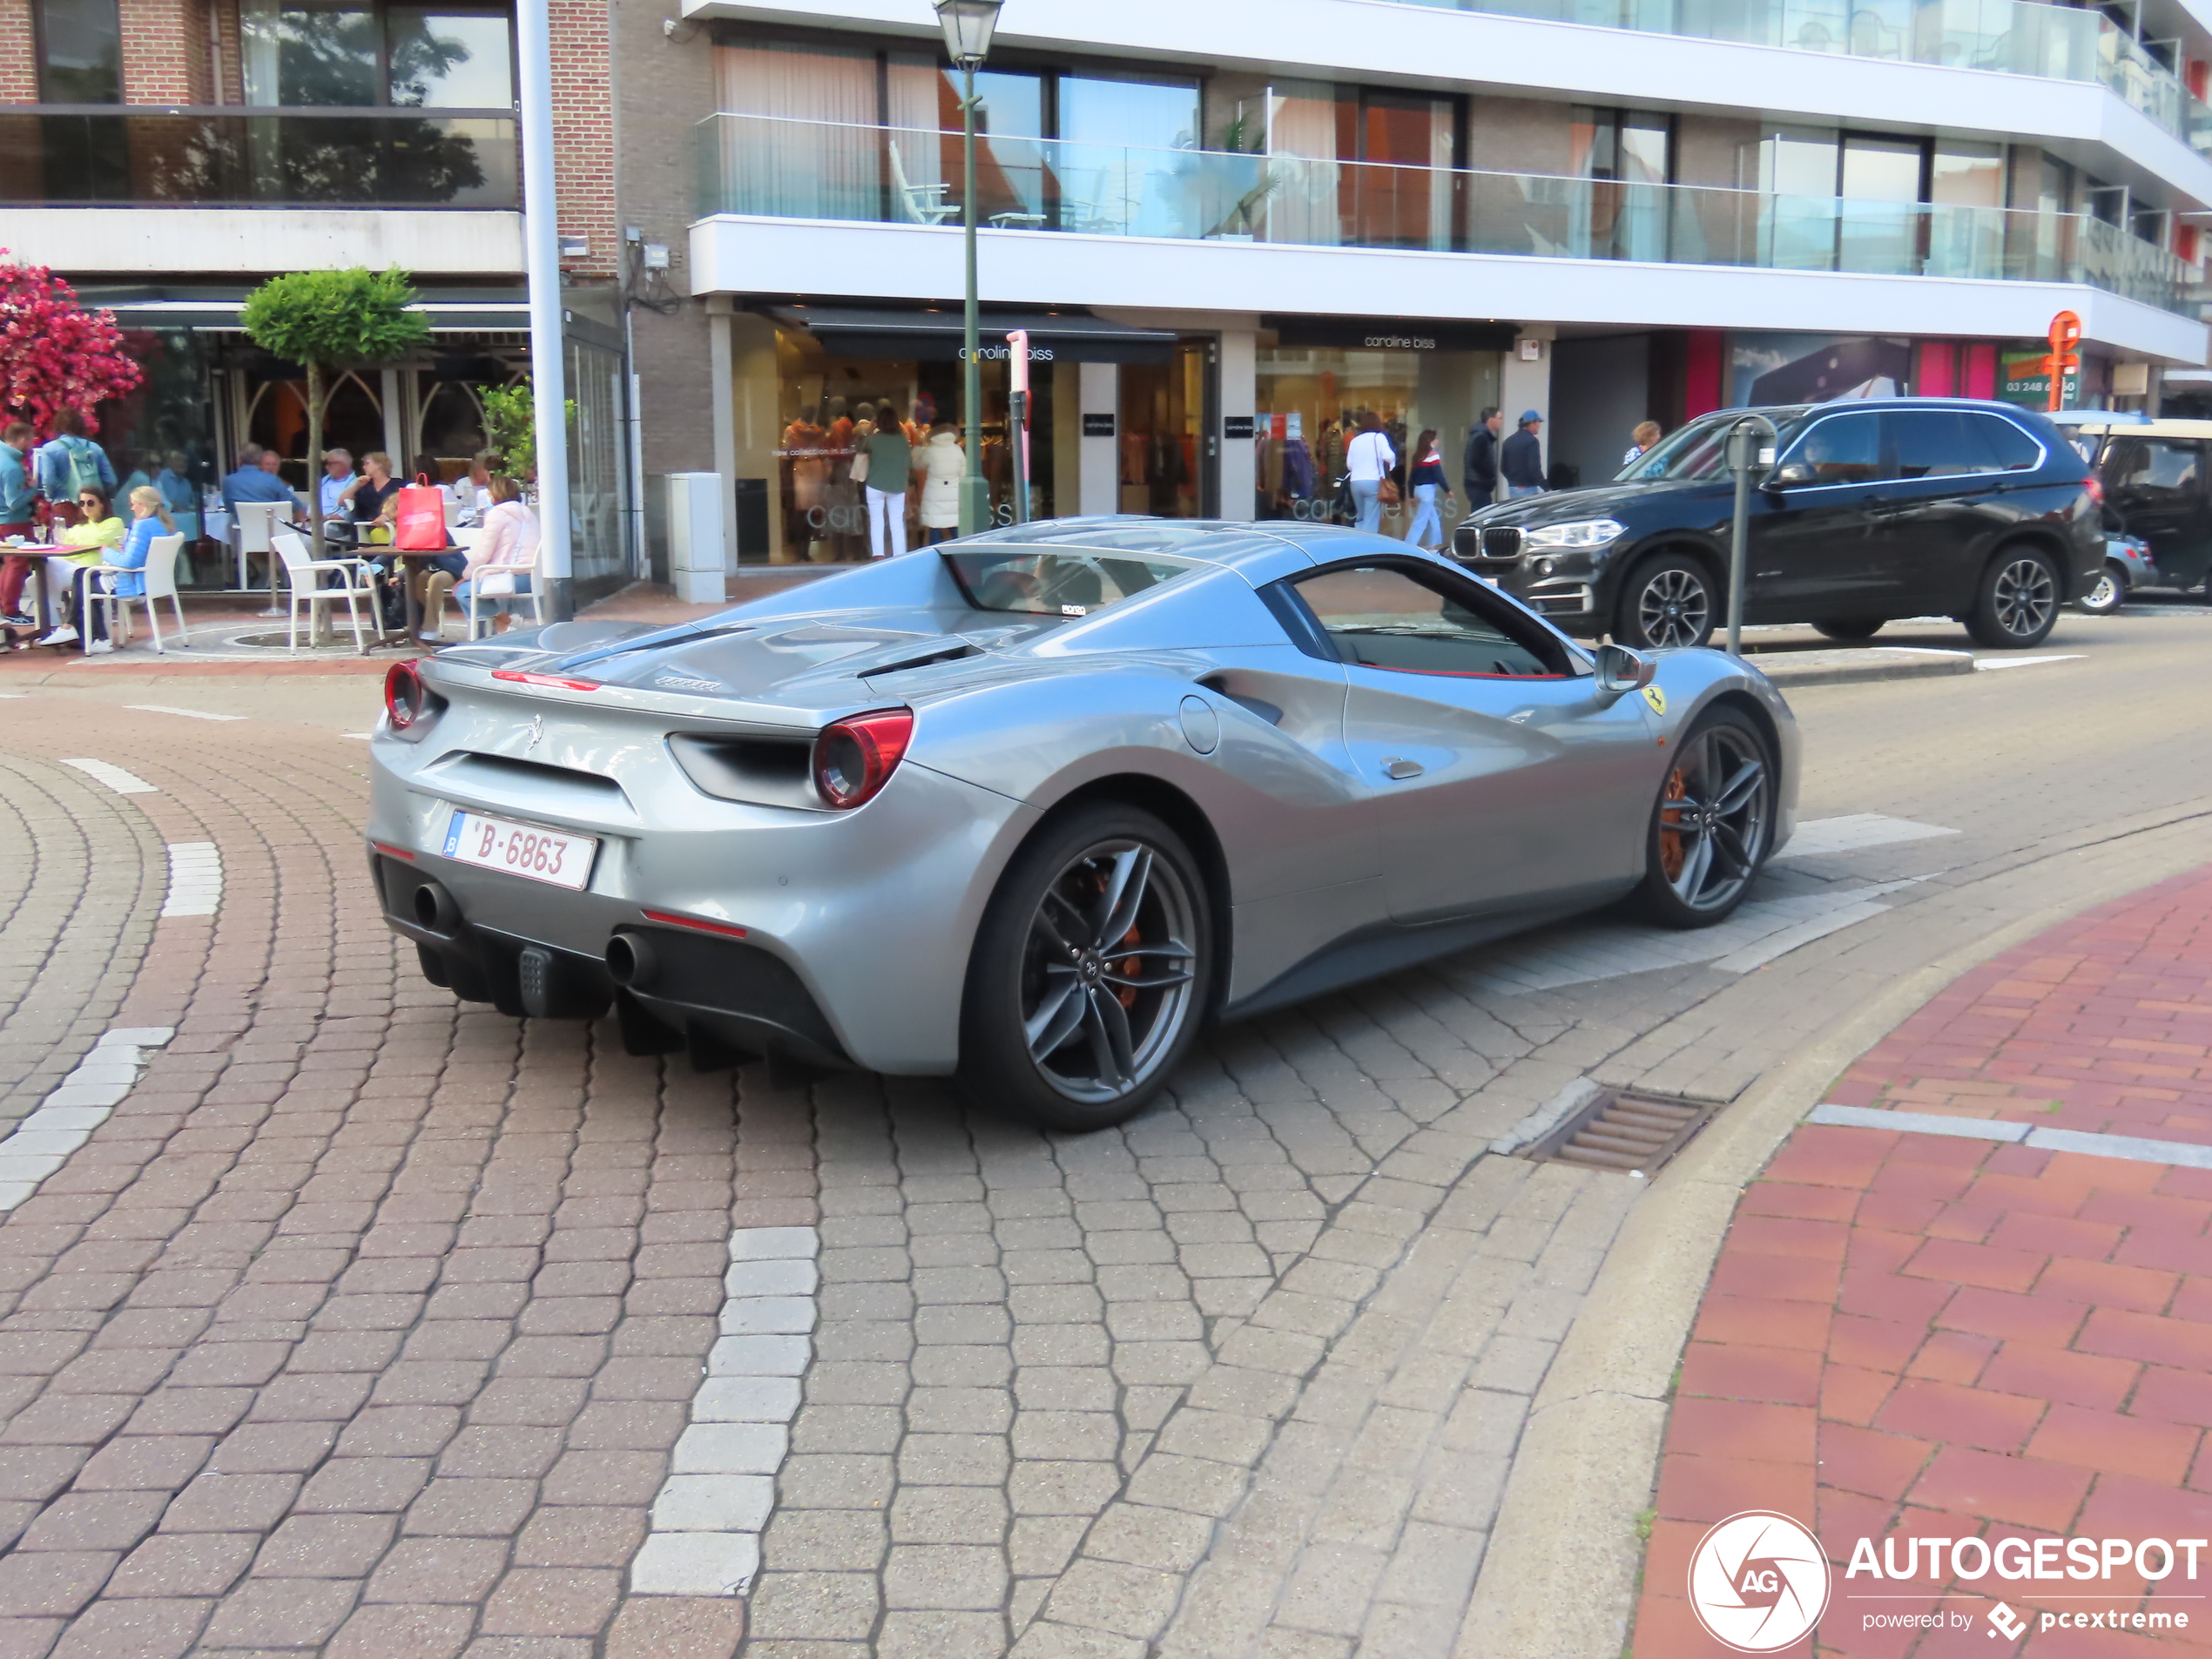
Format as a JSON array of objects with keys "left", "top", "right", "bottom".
[{"left": 1636, "top": 867, "right": 2212, "bottom": 1655}]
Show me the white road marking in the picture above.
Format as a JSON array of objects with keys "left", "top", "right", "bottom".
[
  {"left": 1453, "top": 880, "right": 1922, "bottom": 996},
  {"left": 60, "top": 758, "right": 155, "bottom": 794},
  {"left": 125, "top": 704, "right": 246, "bottom": 721},
  {"left": 343, "top": 732, "right": 374, "bottom": 740},
  {"left": 161, "top": 843, "right": 222, "bottom": 918},
  {"left": 1778, "top": 813, "right": 1959, "bottom": 861},
  {"left": 1974, "top": 654, "right": 2087, "bottom": 671},
  {"left": 630, "top": 1224, "right": 819, "bottom": 1597},
  {"left": 0, "top": 1027, "right": 175, "bottom": 1211},
  {"left": 1811, "top": 1104, "right": 2212, "bottom": 1170}
]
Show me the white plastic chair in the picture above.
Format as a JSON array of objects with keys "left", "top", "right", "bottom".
[
  {"left": 233, "top": 500, "right": 289, "bottom": 590},
  {"left": 888, "top": 139, "right": 957, "bottom": 225},
  {"left": 94, "top": 533, "right": 187, "bottom": 653},
  {"left": 467, "top": 531, "right": 543, "bottom": 640},
  {"left": 272, "top": 529, "right": 376, "bottom": 651}
]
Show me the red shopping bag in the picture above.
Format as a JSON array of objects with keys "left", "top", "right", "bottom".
[{"left": 395, "top": 475, "right": 447, "bottom": 550}]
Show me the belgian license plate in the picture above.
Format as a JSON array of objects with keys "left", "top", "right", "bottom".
[{"left": 441, "top": 810, "right": 597, "bottom": 890}]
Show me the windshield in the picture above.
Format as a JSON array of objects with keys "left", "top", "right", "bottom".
[
  {"left": 1616, "top": 408, "right": 1812, "bottom": 482},
  {"left": 942, "top": 548, "right": 1202, "bottom": 617}
]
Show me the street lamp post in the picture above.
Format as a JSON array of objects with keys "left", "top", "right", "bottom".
[
  {"left": 935, "top": 0, "right": 1002, "bottom": 538},
  {"left": 517, "top": 0, "right": 571, "bottom": 619}
]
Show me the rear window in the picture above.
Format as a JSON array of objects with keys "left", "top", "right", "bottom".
[{"left": 943, "top": 549, "right": 1200, "bottom": 617}]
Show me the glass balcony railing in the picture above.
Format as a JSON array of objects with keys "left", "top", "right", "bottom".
[
  {"left": 0, "top": 106, "right": 519, "bottom": 207},
  {"left": 698, "top": 114, "right": 2195, "bottom": 315},
  {"left": 1395, "top": 0, "right": 2212, "bottom": 153}
]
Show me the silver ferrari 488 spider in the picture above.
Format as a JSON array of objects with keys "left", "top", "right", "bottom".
[{"left": 366, "top": 520, "right": 1798, "bottom": 1130}]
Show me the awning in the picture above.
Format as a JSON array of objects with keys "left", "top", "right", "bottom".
[
  {"left": 764, "top": 305, "right": 1179, "bottom": 364},
  {"left": 74, "top": 285, "right": 533, "bottom": 334}
]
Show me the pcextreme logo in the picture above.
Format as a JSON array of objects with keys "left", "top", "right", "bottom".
[{"left": 1688, "top": 1511, "right": 1831, "bottom": 1652}]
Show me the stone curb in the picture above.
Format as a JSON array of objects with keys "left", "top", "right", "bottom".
[
  {"left": 1746, "top": 647, "right": 1975, "bottom": 688},
  {"left": 1457, "top": 819, "right": 2212, "bottom": 1659}
]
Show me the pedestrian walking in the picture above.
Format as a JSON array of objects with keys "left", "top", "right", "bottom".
[
  {"left": 862, "top": 401, "right": 913, "bottom": 559},
  {"left": 1502, "top": 409, "right": 1547, "bottom": 498},
  {"left": 1622, "top": 420, "right": 1662, "bottom": 469},
  {"left": 1346, "top": 412, "right": 1396, "bottom": 534},
  {"left": 31, "top": 409, "right": 117, "bottom": 529},
  {"left": 1463, "top": 406, "right": 1502, "bottom": 504},
  {"left": 1403, "top": 428, "right": 1453, "bottom": 551}
]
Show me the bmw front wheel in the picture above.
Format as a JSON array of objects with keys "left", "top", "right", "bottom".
[
  {"left": 1635, "top": 709, "right": 1775, "bottom": 928},
  {"left": 1615, "top": 554, "right": 1716, "bottom": 651},
  {"left": 960, "top": 805, "right": 1211, "bottom": 1131}
]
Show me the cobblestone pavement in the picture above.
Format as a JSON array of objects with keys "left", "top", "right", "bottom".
[
  {"left": 0, "top": 607, "right": 2206, "bottom": 1658},
  {"left": 1637, "top": 867, "right": 2212, "bottom": 1656}
]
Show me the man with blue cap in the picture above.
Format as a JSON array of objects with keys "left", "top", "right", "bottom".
[{"left": 1501, "top": 409, "right": 1547, "bottom": 498}]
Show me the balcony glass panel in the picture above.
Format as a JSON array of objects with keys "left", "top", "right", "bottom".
[
  {"left": 1399, "top": 0, "right": 2212, "bottom": 152},
  {"left": 0, "top": 108, "right": 518, "bottom": 206},
  {"left": 696, "top": 113, "right": 2193, "bottom": 314}
]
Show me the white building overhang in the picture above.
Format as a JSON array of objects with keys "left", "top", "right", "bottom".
[
  {"left": 2, "top": 207, "right": 524, "bottom": 279},
  {"left": 690, "top": 214, "right": 2211, "bottom": 367},
  {"left": 689, "top": 0, "right": 2212, "bottom": 211}
]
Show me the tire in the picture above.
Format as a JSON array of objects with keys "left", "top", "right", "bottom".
[
  {"left": 1613, "top": 552, "right": 1716, "bottom": 651},
  {"left": 1811, "top": 618, "right": 1883, "bottom": 642},
  {"left": 2074, "top": 563, "right": 2127, "bottom": 616},
  {"left": 1634, "top": 707, "right": 1776, "bottom": 929},
  {"left": 1966, "top": 545, "right": 2060, "bottom": 648},
  {"left": 958, "top": 804, "right": 1212, "bottom": 1131}
]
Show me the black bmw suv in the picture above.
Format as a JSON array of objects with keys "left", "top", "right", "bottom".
[{"left": 1453, "top": 398, "right": 2102, "bottom": 651}]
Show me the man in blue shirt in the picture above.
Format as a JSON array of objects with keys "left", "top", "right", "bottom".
[
  {"left": 318, "top": 448, "right": 356, "bottom": 519},
  {"left": 222, "top": 442, "right": 295, "bottom": 514},
  {"left": 31, "top": 409, "right": 117, "bottom": 524}
]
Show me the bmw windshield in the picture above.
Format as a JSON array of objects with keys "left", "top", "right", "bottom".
[{"left": 1616, "top": 408, "right": 1812, "bottom": 482}]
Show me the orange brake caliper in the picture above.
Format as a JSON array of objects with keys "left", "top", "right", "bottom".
[{"left": 1659, "top": 765, "right": 1688, "bottom": 881}]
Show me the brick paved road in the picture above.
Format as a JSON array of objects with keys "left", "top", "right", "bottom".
[
  {"left": 0, "top": 605, "right": 2208, "bottom": 1657},
  {"left": 1637, "top": 867, "right": 2212, "bottom": 1656}
]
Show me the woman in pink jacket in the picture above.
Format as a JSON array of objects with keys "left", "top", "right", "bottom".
[{"left": 424, "top": 475, "right": 537, "bottom": 636}]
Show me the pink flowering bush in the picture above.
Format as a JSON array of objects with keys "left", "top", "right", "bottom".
[{"left": 0, "top": 248, "right": 145, "bottom": 437}]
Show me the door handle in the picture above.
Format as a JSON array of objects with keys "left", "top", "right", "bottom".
[{"left": 1384, "top": 757, "right": 1424, "bottom": 779}]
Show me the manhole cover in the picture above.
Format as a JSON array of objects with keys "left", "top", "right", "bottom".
[{"left": 1521, "top": 1089, "right": 1717, "bottom": 1176}]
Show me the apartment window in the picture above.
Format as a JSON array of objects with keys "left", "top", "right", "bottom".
[
  {"left": 1930, "top": 140, "right": 2004, "bottom": 206},
  {"left": 35, "top": 0, "right": 122, "bottom": 103},
  {"left": 1571, "top": 108, "right": 1670, "bottom": 185},
  {"left": 241, "top": 0, "right": 515, "bottom": 108},
  {"left": 1839, "top": 134, "right": 1924, "bottom": 201}
]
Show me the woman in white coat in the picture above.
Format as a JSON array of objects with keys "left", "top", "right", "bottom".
[{"left": 918, "top": 424, "right": 968, "bottom": 543}]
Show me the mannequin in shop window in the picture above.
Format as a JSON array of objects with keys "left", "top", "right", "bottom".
[{"left": 781, "top": 408, "right": 828, "bottom": 563}]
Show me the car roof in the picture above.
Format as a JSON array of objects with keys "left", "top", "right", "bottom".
[
  {"left": 2068, "top": 417, "right": 2212, "bottom": 438},
  {"left": 1723, "top": 397, "right": 2049, "bottom": 421}
]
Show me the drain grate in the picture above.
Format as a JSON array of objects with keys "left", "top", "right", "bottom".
[{"left": 1521, "top": 1089, "right": 1717, "bottom": 1176}]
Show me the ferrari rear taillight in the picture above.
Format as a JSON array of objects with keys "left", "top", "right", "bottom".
[
  {"left": 813, "top": 708, "right": 914, "bottom": 810},
  {"left": 385, "top": 661, "right": 426, "bottom": 731}
]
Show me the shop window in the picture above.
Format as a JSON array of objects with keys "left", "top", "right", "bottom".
[
  {"left": 1117, "top": 348, "right": 1204, "bottom": 519},
  {"left": 1252, "top": 343, "right": 1501, "bottom": 527},
  {"left": 35, "top": 0, "right": 122, "bottom": 102},
  {"left": 241, "top": 0, "right": 514, "bottom": 107}
]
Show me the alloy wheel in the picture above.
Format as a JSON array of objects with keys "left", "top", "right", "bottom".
[
  {"left": 1636, "top": 568, "right": 1710, "bottom": 650},
  {"left": 1020, "top": 839, "right": 1199, "bottom": 1106},
  {"left": 1656, "top": 725, "right": 1771, "bottom": 915},
  {"left": 2081, "top": 570, "right": 2121, "bottom": 613},
  {"left": 1993, "top": 556, "right": 2057, "bottom": 639}
]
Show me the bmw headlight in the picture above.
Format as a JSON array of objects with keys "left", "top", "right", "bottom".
[{"left": 1523, "top": 519, "right": 1625, "bottom": 550}]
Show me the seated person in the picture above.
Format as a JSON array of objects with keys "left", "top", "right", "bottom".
[
  {"left": 425, "top": 475, "right": 537, "bottom": 636},
  {"left": 35, "top": 485, "right": 127, "bottom": 651}
]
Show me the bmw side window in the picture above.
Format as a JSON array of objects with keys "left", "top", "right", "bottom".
[
  {"left": 1887, "top": 411, "right": 1996, "bottom": 478},
  {"left": 1779, "top": 413, "right": 1885, "bottom": 484},
  {"left": 1283, "top": 563, "right": 1566, "bottom": 678},
  {"left": 1968, "top": 415, "right": 2045, "bottom": 472}
]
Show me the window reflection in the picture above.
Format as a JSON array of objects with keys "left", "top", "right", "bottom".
[{"left": 241, "top": 0, "right": 513, "bottom": 107}]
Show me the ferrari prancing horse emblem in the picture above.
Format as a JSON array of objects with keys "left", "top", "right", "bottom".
[{"left": 1642, "top": 685, "right": 1667, "bottom": 715}]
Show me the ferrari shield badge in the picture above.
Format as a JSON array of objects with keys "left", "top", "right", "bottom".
[{"left": 1642, "top": 685, "right": 1667, "bottom": 715}]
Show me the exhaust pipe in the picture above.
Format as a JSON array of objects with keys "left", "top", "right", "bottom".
[
  {"left": 412, "top": 880, "right": 461, "bottom": 934},
  {"left": 606, "top": 931, "right": 656, "bottom": 989}
]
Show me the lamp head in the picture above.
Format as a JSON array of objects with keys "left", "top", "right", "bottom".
[{"left": 934, "top": 0, "right": 1002, "bottom": 67}]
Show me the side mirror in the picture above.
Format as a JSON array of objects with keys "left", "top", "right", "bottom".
[
  {"left": 1766, "top": 460, "right": 1817, "bottom": 489},
  {"left": 1594, "top": 642, "right": 1656, "bottom": 700}
]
